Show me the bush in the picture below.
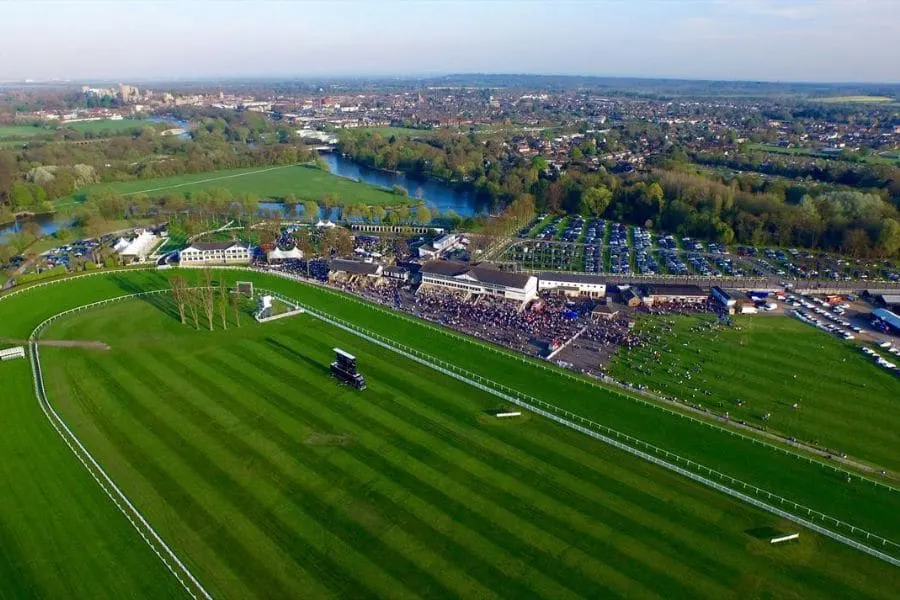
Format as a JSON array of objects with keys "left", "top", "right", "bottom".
[{"left": 16, "top": 265, "right": 67, "bottom": 284}]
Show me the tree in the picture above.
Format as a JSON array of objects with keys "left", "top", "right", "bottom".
[
  {"left": 415, "top": 205, "right": 432, "bottom": 224},
  {"left": 303, "top": 200, "right": 319, "bottom": 223},
  {"left": 877, "top": 218, "right": 900, "bottom": 258},
  {"left": 169, "top": 276, "right": 188, "bottom": 325},
  {"left": 370, "top": 205, "right": 386, "bottom": 223},
  {"left": 219, "top": 281, "right": 229, "bottom": 330},
  {"left": 202, "top": 268, "right": 216, "bottom": 330},
  {"left": 391, "top": 184, "right": 409, "bottom": 197},
  {"left": 580, "top": 186, "right": 613, "bottom": 217},
  {"left": 314, "top": 157, "right": 330, "bottom": 171}
]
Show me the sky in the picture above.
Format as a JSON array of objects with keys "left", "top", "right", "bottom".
[{"left": 0, "top": 0, "right": 897, "bottom": 83}]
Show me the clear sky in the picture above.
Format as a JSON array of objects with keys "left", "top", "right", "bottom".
[{"left": 0, "top": 0, "right": 897, "bottom": 83}]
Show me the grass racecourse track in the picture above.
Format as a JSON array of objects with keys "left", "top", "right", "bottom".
[
  {"left": 0, "top": 270, "right": 898, "bottom": 598},
  {"left": 609, "top": 314, "right": 900, "bottom": 473},
  {"left": 58, "top": 163, "right": 400, "bottom": 207}
]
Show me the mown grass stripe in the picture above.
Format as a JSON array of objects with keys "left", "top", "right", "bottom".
[
  {"left": 78, "top": 356, "right": 379, "bottom": 600},
  {"left": 127, "top": 351, "right": 460, "bottom": 600}
]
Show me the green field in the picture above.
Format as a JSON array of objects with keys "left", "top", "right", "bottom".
[
  {"left": 58, "top": 164, "right": 401, "bottom": 207},
  {"left": 609, "top": 314, "right": 900, "bottom": 472},
  {"left": 744, "top": 143, "right": 900, "bottom": 165},
  {"left": 0, "top": 124, "right": 55, "bottom": 139},
  {"left": 816, "top": 96, "right": 895, "bottom": 104},
  {"left": 28, "top": 293, "right": 900, "bottom": 599},
  {"left": 63, "top": 119, "right": 152, "bottom": 134},
  {"left": 358, "top": 126, "right": 432, "bottom": 138},
  {"left": 2, "top": 270, "right": 900, "bottom": 598}
]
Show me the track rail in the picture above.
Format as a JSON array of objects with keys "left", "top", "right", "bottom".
[{"left": 29, "top": 291, "right": 214, "bottom": 600}]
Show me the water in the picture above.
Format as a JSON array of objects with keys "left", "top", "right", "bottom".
[
  {"left": 0, "top": 214, "right": 72, "bottom": 244},
  {"left": 322, "top": 153, "right": 485, "bottom": 217},
  {"left": 0, "top": 149, "right": 482, "bottom": 244}
]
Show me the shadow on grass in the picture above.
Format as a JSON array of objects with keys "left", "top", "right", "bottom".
[
  {"left": 264, "top": 337, "right": 329, "bottom": 376},
  {"left": 745, "top": 526, "right": 782, "bottom": 540},
  {"left": 107, "top": 273, "right": 181, "bottom": 323}
]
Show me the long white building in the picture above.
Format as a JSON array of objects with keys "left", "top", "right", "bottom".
[
  {"left": 179, "top": 242, "right": 251, "bottom": 265},
  {"left": 538, "top": 272, "right": 607, "bottom": 298},
  {"left": 421, "top": 260, "right": 538, "bottom": 302}
]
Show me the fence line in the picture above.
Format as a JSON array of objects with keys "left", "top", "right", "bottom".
[
  {"left": 29, "top": 290, "right": 214, "bottom": 600},
  {"left": 253, "top": 268, "right": 900, "bottom": 494},
  {"left": 4, "top": 264, "right": 897, "bottom": 493},
  {"left": 268, "top": 291, "right": 900, "bottom": 566},
  {"left": 24, "top": 283, "right": 900, "bottom": 572}
]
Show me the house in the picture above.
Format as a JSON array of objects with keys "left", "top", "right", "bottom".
[
  {"left": 383, "top": 266, "right": 410, "bottom": 282},
  {"left": 641, "top": 284, "right": 707, "bottom": 306},
  {"left": 420, "top": 260, "right": 538, "bottom": 302},
  {"left": 538, "top": 273, "right": 606, "bottom": 298},
  {"left": 591, "top": 304, "right": 620, "bottom": 321},
  {"left": 179, "top": 242, "right": 251, "bottom": 265}
]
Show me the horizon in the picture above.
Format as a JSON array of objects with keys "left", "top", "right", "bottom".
[{"left": 1, "top": 0, "right": 898, "bottom": 84}]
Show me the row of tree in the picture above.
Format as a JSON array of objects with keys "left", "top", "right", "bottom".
[{"left": 168, "top": 271, "right": 241, "bottom": 331}]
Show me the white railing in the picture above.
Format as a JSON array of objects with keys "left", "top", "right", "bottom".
[
  {"left": 29, "top": 291, "right": 214, "bottom": 600},
  {"left": 269, "top": 291, "right": 900, "bottom": 566},
  {"left": 14, "top": 268, "right": 900, "bottom": 569}
]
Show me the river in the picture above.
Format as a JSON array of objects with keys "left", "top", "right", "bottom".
[{"left": 1, "top": 151, "right": 482, "bottom": 244}]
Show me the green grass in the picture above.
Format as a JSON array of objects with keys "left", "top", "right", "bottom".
[
  {"left": 0, "top": 352, "right": 189, "bottom": 598},
  {"left": 0, "top": 124, "right": 55, "bottom": 139},
  {"left": 3, "top": 270, "right": 900, "bottom": 590},
  {"left": 608, "top": 314, "right": 900, "bottom": 471},
  {"left": 32, "top": 296, "right": 900, "bottom": 599},
  {"left": 357, "top": 126, "right": 432, "bottom": 138},
  {"left": 57, "top": 164, "right": 401, "bottom": 207},
  {"left": 63, "top": 119, "right": 152, "bottom": 134},
  {"left": 816, "top": 96, "right": 895, "bottom": 103},
  {"left": 744, "top": 143, "right": 900, "bottom": 165}
]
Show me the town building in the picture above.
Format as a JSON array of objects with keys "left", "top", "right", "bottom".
[
  {"left": 538, "top": 272, "right": 606, "bottom": 298},
  {"left": 420, "top": 260, "right": 538, "bottom": 302},
  {"left": 179, "top": 242, "right": 251, "bottom": 265}
]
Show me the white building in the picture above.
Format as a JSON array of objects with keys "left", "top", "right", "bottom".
[
  {"left": 179, "top": 242, "right": 251, "bottom": 265},
  {"left": 421, "top": 260, "right": 538, "bottom": 302},
  {"left": 0, "top": 346, "right": 26, "bottom": 361},
  {"left": 418, "top": 233, "right": 460, "bottom": 259},
  {"left": 115, "top": 229, "right": 159, "bottom": 263},
  {"left": 538, "top": 273, "right": 606, "bottom": 298},
  {"left": 266, "top": 246, "right": 304, "bottom": 263}
]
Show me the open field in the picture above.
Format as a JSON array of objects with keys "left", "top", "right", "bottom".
[
  {"left": 816, "top": 96, "right": 895, "bottom": 103},
  {"left": 63, "top": 119, "right": 152, "bottom": 134},
  {"left": 0, "top": 124, "right": 55, "bottom": 139},
  {"left": 29, "top": 295, "right": 900, "bottom": 599},
  {"left": 744, "top": 143, "right": 900, "bottom": 165},
  {"left": 357, "top": 126, "right": 433, "bottom": 138},
  {"left": 57, "top": 164, "right": 402, "bottom": 207},
  {"left": 4, "top": 269, "right": 900, "bottom": 556},
  {"left": 0, "top": 345, "right": 189, "bottom": 598},
  {"left": 609, "top": 314, "right": 900, "bottom": 472}
]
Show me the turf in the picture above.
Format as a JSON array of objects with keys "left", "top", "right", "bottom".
[
  {"left": 608, "top": 314, "right": 900, "bottom": 472},
  {"left": 3, "top": 270, "right": 900, "bottom": 563},
  {"left": 0, "top": 355, "right": 189, "bottom": 599},
  {"left": 58, "top": 164, "right": 401, "bottom": 207},
  {"left": 36, "top": 297, "right": 900, "bottom": 599}
]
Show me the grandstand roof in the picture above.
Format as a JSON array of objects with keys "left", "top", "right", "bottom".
[
  {"left": 539, "top": 272, "right": 606, "bottom": 285},
  {"left": 468, "top": 265, "right": 533, "bottom": 289},
  {"left": 329, "top": 259, "right": 381, "bottom": 276},
  {"left": 187, "top": 241, "right": 248, "bottom": 251},
  {"left": 645, "top": 284, "right": 707, "bottom": 298},
  {"left": 421, "top": 260, "right": 470, "bottom": 277}
]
